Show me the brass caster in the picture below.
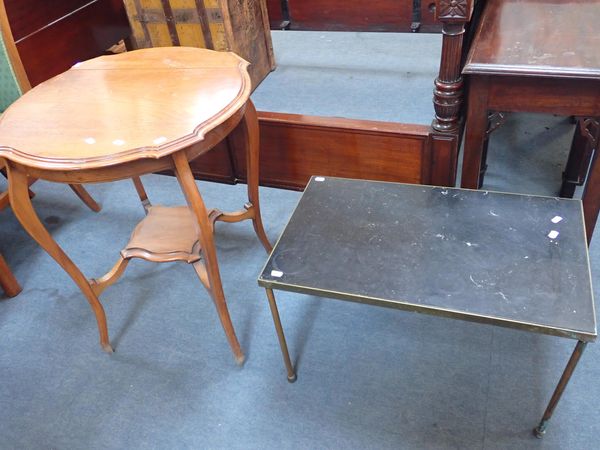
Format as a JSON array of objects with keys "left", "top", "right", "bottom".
[{"left": 287, "top": 373, "right": 297, "bottom": 383}]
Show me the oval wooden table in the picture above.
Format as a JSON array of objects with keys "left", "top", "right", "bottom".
[{"left": 0, "top": 47, "right": 272, "bottom": 363}]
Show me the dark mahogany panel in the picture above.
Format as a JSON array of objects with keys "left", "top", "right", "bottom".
[
  {"left": 14, "top": 0, "right": 130, "bottom": 87},
  {"left": 184, "top": 112, "right": 432, "bottom": 190},
  {"left": 273, "top": 0, "right": 439, "bottom": 32},
  {"left": 266, "top": 0, "right": 284, "bottom": 28},
  {"left": 186, "top": 140, "right": 236, "bottom": 184},
  {"left": 4, "top": 0, "right": 91, "bottom": 41},
  {"left": 251, "top": 112, "right": 431, "bottom": 189}
]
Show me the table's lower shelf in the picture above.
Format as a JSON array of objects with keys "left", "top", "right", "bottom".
[{"left": 122, "top": 205, "right": 201, "bottom": 264}]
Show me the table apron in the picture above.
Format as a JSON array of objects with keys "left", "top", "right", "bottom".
[
  {"left": 0, "top": 104, "right": 246, "bottom": 184},
  {"left": 483, "top": 75, "right": 600, "bottom": 117},
  {"left": 259, "top": 282, "right": 596, "bottom": 343}
]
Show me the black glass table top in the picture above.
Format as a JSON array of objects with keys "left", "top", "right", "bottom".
[{"left": 258, "top": 177, "right": 597, "bottom": 342}]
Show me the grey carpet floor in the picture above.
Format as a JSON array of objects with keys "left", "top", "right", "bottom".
[
  {"left": 1, "top": 32, "right": 598, "bottom": 450},
  {"left": 252, "top": 31, "right": 440, "bottom": 124}
]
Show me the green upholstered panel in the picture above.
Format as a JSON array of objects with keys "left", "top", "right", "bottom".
[{"left": 0, "top": 32, "right": 22, "bottom": 112}]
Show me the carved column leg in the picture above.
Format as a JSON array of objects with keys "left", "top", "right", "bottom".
[
  {"left": 433, "top": 22, "right": 465, "bottom": 134},
  {"left": 461, "top": 76, "right": 490, "bottom": 189},
  {"left": 430, "top": 16, "right": 469, "bottom": 186},
  {"left": 240, "top": 100, "right": 272, "bottom": 253},
  {"left": 6, "top": 164, "right": 112, "bottom": 352},
  {"left": 172, "top": 151, "right": 244, "bottom": 365}
]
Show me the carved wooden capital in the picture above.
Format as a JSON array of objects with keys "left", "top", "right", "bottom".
[{"left": 436, "top": 0, "right": 473, "bottom": 22}]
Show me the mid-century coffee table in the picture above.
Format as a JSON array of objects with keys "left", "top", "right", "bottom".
[{"left": 258, "top": 176, "right": 596, "bottom": 437}]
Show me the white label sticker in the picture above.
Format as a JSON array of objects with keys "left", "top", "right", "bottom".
[
  {"left": 271, "top": 270, "right": 283, "bottom": 278},
  {"left": 315, "top": 177, "right": 325, "bottom": 182},
  {"left": 551, "top": 216, "right": 563, "bottom": 224},
  {"left": 547, "top": 230, "right": 559, "bottom": 239}
]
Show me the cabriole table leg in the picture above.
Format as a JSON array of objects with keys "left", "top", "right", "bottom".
[
  {"left": 240, "top": 100, "right": 272, "bottom": 253},
  {"left": 6, "top": 164, "right": 113, "bottom": 352},
  {"left": 172, "top": 151, "right": 244, "bottom": 365}
]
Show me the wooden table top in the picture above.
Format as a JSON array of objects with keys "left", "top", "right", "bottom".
[
  {"left": 463, "top": 0, "right": 600, "bottom": 79},
  {"left": 0, "top": 47, "right": 251, "bottom": 170}
]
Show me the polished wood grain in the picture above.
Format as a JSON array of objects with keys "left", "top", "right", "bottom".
[
  {"left": 5, "top": 164, "right": 112, "bottom": 351},
  {"left": 461, "top": 0, "right": 600, "bottom": 242},
  {"left": 185, "top": 112, "right": 432, "bottom": 190},
  {"left": 122, "top": 206, "right": 202, "bottom": 263},
  {"left": 464, "top": 0, "right": 600, "bottom": 79},
  {"left": 0, "top": 48, "right": 271, "bottom": 360},
  {"left": 255, "top": 112, "right": 431, "bottom": 188},
  {"left": 0, "top": 48, "right": 251, "bottom": 170}
]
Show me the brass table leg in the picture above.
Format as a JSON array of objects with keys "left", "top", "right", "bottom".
[
  {"left": 6, "top": 164, "right": 112, "bottom": 353},
  {"left": 265, "top": 288, "right": 296, "bottom": 382},
  {"left": 172, "top": 151, "right": 244, "bottom": 365},
  {"left": 534, "top": 340, "right": 587, "bottom": 438}
]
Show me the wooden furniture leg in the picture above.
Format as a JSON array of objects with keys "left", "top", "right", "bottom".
[
  {"left": 172, "top": 151, "right": 244, "bottom": 364},
  {"left": 478, "top": 133, "right": 491, "bottom": 189},
  {"left": 0, "top": 191, "right": 9, "bottom": 211},
  {"left": 240, "top": 100, "right": 272, "bottom": 253},
  {"left": 3, "top": 166, "right": 100, "bottom": 212},
  {"left": 205, "top": 102, "right": 272, "bottom": 252},
  {"left": 0, "top": 253, "right": 22, "bottom": 297},
  {"left": 68, "top": 184, "right": 101, "bottom": 212},
  {"left": 580, "top": 118, "right": 600, "bottom": 243},
  {"left": 6, "top": 164, "right": 112, "bottom": 352},
  {"left": 461, "top": 77, "right": 490, "bottom": 189},
  {"left": 560, "top": 120, "right": 594, "bottom": 199},
  {"left": 131, "top": 176, "right": 151, "bottom": 213}
]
